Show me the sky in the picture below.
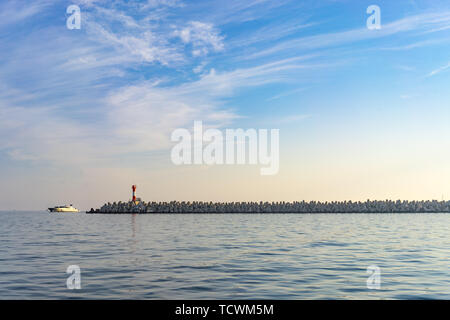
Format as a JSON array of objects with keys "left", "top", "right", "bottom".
[{"left": 1, "top": 0, "right": 450, "bottom": 210}]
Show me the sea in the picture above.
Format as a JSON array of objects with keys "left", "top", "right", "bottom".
[{"left": 0, "top": 211, "right": 449, "bottom": 299}]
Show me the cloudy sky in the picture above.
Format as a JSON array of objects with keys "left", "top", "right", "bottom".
[{"left": 1, "top": 0, "right": 450, "bottom": 210}]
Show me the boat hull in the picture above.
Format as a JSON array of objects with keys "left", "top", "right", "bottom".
[{"left": 48, "top": 207, "right": 79, "bottom": 213}]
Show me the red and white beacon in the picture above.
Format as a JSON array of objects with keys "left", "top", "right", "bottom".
[{"left": 132, "top": 185, "right": 137, "bottom": 202}]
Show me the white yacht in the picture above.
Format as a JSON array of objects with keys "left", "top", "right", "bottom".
[{"left": 48, "top": 204, "right": 80, "bottom": 213}]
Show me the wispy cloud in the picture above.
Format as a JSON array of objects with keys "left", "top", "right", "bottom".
[
  {"left": 266, "top": 87, "right": 308, "bottom": 101},
  {"left": 380, "top": 37, "right": 450, "bottom": 51},
  {"left": 273, "top": 114, "right": 311, "bottom": 124},
  {"left": 141, "top": 0, "right": 184, "bottom": 9},
  {"left": 0, "top": 0, "right": 51, "bottom": 28},
  {"left": 427, "top": 61, "right": 450, "bottom": 77},
  {"left": 195, "top": 0, "right": 294, "bottom": 25},
  {"left": 1, "top": 0, "right": 450, "bottom": 169},
  {"left": 0, "top": 38, "right": 322, "bottom": 166},
  {"left": 396, "top": 65, "right": 416, "bottom": 72},
  {"left": 174, "top": 21, "right": 224, "bottom": 56},
  {"left": 246, "top": 11, "right": 450, "bottom": 59}
]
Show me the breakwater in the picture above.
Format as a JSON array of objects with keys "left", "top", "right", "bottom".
[{"left": 87, "top": 199, "right": 450, "bottom": 213}]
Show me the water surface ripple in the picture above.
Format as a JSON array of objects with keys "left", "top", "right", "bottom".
[{"left": 0, "top": 212, "right": 449, "bottom": 299}]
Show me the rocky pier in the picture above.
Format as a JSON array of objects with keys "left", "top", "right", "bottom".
[{"left": 86, "top": 199, "right": 450, "bottom": 214}]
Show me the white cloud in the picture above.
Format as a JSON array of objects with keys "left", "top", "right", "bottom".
[
  {"left": 380, "top": 37, "right": 450, "bottom": 51},
  {"left": 266, "top": 87, "right": 308, "bottom": 101},
  {"left": 141, "top": 0, "right": 183, "bottom": 9},
  {"left": 0, "top": 0, "right": 51, "bottom": 28},
  {"left": 4, "top": 0, "right": 447, "bottom": 170},
  {"left": 427, "top": 61, "right": 450, "bottom": 77},
  {"left": 193, "top": 61, "right": 208, "bottom": 74},
  {"left": 174, "top": 21, "right": 224, "bottom": 56},
  {"left": 0, "top": 51, "right": 324, "bottom": 166},
  {"left": 0, "top": 103, "right": 99, "bottom": 164},
  {"left": 105, "top": 83, "right": 237, "bottom": 154},
  {"left": 81, "top": 9, "right": 185, "bottom": 67},
  {"left": 0, "top": 1, "right": 229, "bottom": 167},
  {"left": 247, "top": 11, "right": 450, "bottom": 59},
  {"left": 273, "top": 114, "right": 311, "bottom": 124}
]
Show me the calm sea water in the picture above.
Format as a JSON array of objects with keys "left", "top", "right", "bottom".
[{"left": 0, "top": 211, "right": 449, "bottom": 299}]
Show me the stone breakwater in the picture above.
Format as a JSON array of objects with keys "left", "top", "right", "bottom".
[{"left": 87, "top": 199, "right": 450, "bottom": 213}]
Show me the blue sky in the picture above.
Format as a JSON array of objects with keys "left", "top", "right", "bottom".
[{"left": 1, "top": 0, "right": 450, "bottom": 210}]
